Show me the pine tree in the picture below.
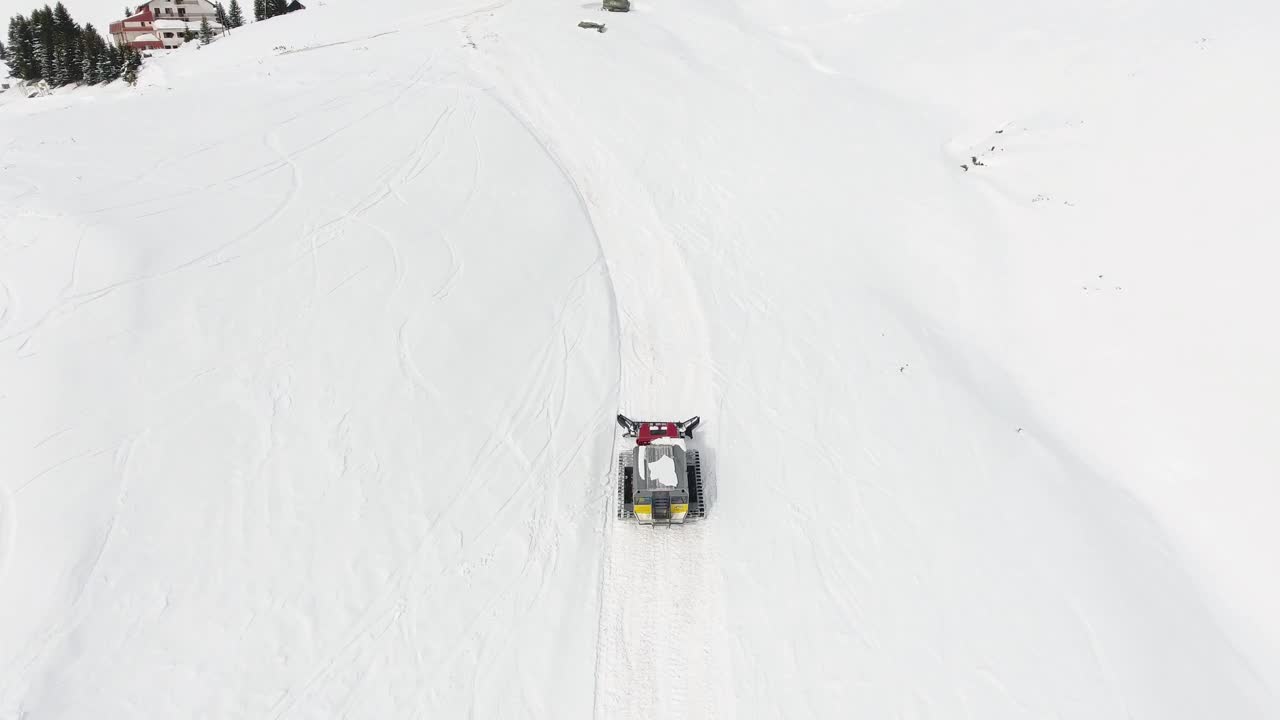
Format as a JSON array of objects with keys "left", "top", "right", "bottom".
[
  {"left": 95, "top": 43, "right": 112, "bottom": 82},
  {"left": 79, "top": 31, "right": 93, "bottom": 82},
  {"left": 214, "top": 2, "right": 229, "bottom": 27},
  {"left": 5, "top": 17, "right": 22, "bottom": 79},
  {"left": 51, "top": 3, "right": 73, "bottom": 35},
  {"left": 31, "top": 7, "right": 54, "bottom": 82},
  {"left": 6, "top": 4, "right": 108, "bottom": 86},
  {"left": 79, "top": 24, "right": 103, "bottom": 83},
  {"left": 254, "top": 0, "right": 264, "bottom": 21},
  {"left": 6, "top": 16, "right": 36, "bottom": 81},
  {"left": 270, "top": 0, "right": 288, "bottom": 18},
  {"left": 22, "top": 16, "right": 38, "bottom": 80},
  {"left": 198, "top": 15, "right": 213, "bottom": 45},
  {"left": 98, "top": 42, "right": 121, "bottom": 82},
  {"left": 227, "top": 0, "right": 244, "bottom": 28},
  {"left": 122, "top": 45, "right": 141, "bottom": 85},
  {"left": 3, "top": 17, "right": 17, "bottom": 79},
  {"left": 52, "top": 44, "right": 68, "bottom": 84},
  {"left": 51, "top": 2, "right": 80, "bottom": 84}
]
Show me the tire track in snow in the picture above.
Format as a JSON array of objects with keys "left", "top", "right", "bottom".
[
  {"left": 291, "top": 59, "right": 449, "bottom": 301},
  {"left": 48, "top": 145, "right": 301, "bottom": 310},
  {"left": 0, "top": 226, "right": 91, "bottom": 347},
  {"left": 473, "top": 87, "right": 623, "bottom": 381},
  {"left": 0, "top": 278, "right": 12, "bottom": 337},
  {"left": 273, "top": 80, "right": 607, "bottom": 716},
  {"left": 267, "top": 56, "right": 619, "bottom": 713},
  {"left": 266, "top": 127, "right": 311, "bottom": 292},
  {"left": 266, "top": 65, "right": 469, "bottom": 720},
  {"left": 62, "top": 58, "right": 441, "bottom": 307},
  {"left": 0, "top": 434, "right": 138, "bottom": 694},
  {"left": 589, "top": 203, "right": 730, "bottom": 720},
  {"left": 431, "top": 82, "right": 634, "bottom": 718},
  {"left": 429, "top": 101, "right": 480, "bottom": 300},
  {"left": 273, "top": 323, "right": 572, "bottom": 717},
  {"left": 0, "top": 482, "right": 14, "bottom": 587},
  {"left": 58, "top": 435, "right": 139, "bottom": 617},
  {"left": 593, "top": 473, "right": 732, "bottom": 720},
  {"left": 0, "top": 268, "right": 13, "bottom": 333}
]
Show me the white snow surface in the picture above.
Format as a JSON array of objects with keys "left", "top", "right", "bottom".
[
  {"left": 647, "top": 453, "right": 678, "bottom": 488},
  {"left": 3, "top": 0, "right": 1280, "bottom": 717},
  {"left": 152, "top": 19, "right": 202, "bottom": 31}
]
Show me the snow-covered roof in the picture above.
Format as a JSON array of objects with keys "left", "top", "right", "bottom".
[
  {"left": 135, "top": 33, "right": 158, "bottom": 42},
  {"left": 638, "top": 443, "right": 687, "bottom": 491},
  {"left": 647, "top": 454, "right": 679, "bottom": 487},
  {"left": 152, "top": 19, "right": 224, "bottom": 32}
]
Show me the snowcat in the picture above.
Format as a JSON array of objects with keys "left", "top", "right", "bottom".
[{"left": 615, "top": 414, "right": 706, "bottom": 525}]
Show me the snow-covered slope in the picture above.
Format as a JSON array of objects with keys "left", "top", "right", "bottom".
[{"left": 3, "top": 0, "right": 1278, "bottom": 717}]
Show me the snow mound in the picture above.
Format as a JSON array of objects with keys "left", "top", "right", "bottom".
[{"left": 647, "top": 454, "right": 679, "bottom": 488}]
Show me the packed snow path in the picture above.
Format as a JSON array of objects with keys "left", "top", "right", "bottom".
[{"left": 3, "top": 0, "right": 1279, "bottom": 718}]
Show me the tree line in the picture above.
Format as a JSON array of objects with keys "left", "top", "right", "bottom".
[
  {"left": 2, "top": 0, "right": 297, "bottom": 89},
  {"left": 6, "top": 3, "right": 142, "bottom": 86},
  {"left": 215, "top": 2, "right": 247, "bottom": 31},
  {"left": 255, "top": 0, "right": 292, "bottom": 22}
]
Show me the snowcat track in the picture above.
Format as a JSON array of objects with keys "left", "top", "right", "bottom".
[
  {"left": 616, "top": 454, "right": 635, "bottom": 520},
  {"left": 688, "top": 449, "right": 706, "bottom": 519}
]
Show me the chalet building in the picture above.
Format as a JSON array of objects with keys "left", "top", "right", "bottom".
[{"left": 109, "top": 0, "right": 223, "bottom": 50}]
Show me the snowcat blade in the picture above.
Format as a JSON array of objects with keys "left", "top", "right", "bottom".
[{"left": 616, "top": 414, "right": 638, "bottom": 435}]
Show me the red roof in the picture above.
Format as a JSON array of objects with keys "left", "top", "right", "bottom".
[
  {"left": 123, "top": 6, "right": 153, "bottom": 23},
  {"left": 109, "top": 5, "right": 153, "bottom": 33}
]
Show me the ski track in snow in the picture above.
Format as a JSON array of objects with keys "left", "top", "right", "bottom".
[
  {"left": 251, "top": 40, "right": 616, "bottom": 717},
  {"left": 456, "top": 73, "right": 723, "bottom": 719},
  {"left": 456, "top": 71, "right": 722, "bottom": 718},
  {"left": 0, "top": 276, "right": 11, "bottom": 334},
  {"left": 593, "top": 514, "right": 734, "bottom": 720},
  {"left": 464, "top": 8, "right": 758, "bottom": 715},
  {"left": 0, "top": 482, "right": 13, "bottom": 586}
]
